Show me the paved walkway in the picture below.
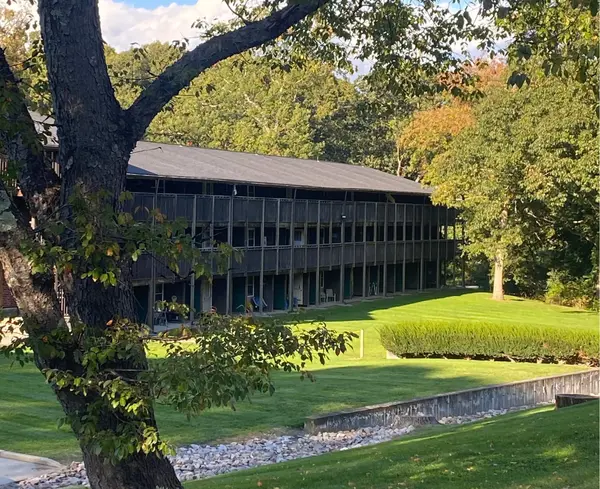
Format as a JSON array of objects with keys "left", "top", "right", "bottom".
[{"left": 0, "top": 452, "right": 62, "bottom": 486}]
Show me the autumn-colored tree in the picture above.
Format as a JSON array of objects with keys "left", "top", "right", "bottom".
[
  {"left": 396, "top": 100, "right": 474, "bottom": 180},
  {"left": 396, "top": 60, "right": 507, "bottom": 180},
  {"left": 427, "top": 78, "right": 598, "bottom": 301},
  {"left": 0, "top": 7, "right": 30, "bottom": 68}
]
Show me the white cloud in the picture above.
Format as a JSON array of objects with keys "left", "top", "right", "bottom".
[
  {"left": 1, "top": 0, "right": 232, "bottom": 52},
  {"left": 98, "top": 0, "right": 232, "bottom": 51}
]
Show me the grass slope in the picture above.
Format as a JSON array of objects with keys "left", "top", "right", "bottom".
[
  {"left": 190, "top": 402, "right": 600, "bottom": 489},
  {"left": 0, "top": 290, "right": 593, "bottom": 462}
]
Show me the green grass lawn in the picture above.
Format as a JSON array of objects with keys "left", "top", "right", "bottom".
[
  {"left": 0, "top": 290, "right": 594, "bottom": 462},
  {"left": 189, "top": 401, "right": 600, "bottom": 489}
]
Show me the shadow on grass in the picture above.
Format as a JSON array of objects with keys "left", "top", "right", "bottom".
[{"left": 1, "top": 355, "right": 575, "bottom": 463}]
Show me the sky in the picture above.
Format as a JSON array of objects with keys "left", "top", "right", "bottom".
[
  {"left": 5, "top": 0, "right": 493, "bottom": 67},
  {"left": 98, "top": 0, "right": 232, "bottom": 51},
  {"left": 129, "top": 0, "right": 197, "bottom": 7}
]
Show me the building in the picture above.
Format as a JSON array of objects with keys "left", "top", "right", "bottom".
[{"left": 6, "top": 113, "right": 461, "bottom": 323}]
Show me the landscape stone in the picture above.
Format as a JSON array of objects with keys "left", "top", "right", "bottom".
[{"left": 1, "top": 406, "right": 535, "bottom": 489}]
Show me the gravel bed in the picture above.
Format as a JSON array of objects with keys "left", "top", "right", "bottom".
[{"left": 3, "top": 405, "right": 540, "bottom": 489}]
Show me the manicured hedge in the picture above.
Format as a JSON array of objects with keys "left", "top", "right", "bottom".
[{"left": 379, "top": 320, "right": 599, "bottom": 365}]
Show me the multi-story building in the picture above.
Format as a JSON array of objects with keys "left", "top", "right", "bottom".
[{"left": 8, "top": 114, "right": 461, "bottom": 324}]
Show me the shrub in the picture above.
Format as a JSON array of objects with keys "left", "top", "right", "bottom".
[
  {"left": 545, "top": 270, "right": 598, "bottom": 310},
  {"left": 380, "top": 320, "right": 599, "bottom": 365}
]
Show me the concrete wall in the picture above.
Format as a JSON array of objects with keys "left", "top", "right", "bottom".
[{"left": 304, "top": 369, "right": 599, "bottom": 434}]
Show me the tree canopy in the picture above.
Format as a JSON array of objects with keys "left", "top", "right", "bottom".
[{"left": 426, "top": 77, "right": 598, "bottom": 300}]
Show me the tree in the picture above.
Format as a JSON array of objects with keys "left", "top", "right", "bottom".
[
  {"left": 106, "top": 44, "right": 399, "bottom": 165},
  {"left": 395, "top": 60, "right": 507, "bottom": 181},
  {"left": 0, "top": 6, "right": 30, "bottom": 68},
  {"left": 0, "top": 0, "right": 595, "bottom": 488},
  {"left": 426, "top": 78, "right": 598, "bottom": 301},
  {"left": 316, "top": 80, "right": 402, "bottom": 173},
  {"left": 396, "top": 100, "right": 474, "bottom": 180},
  {"left": 143, "top": 54, "right": 354, "bottom": 159}
]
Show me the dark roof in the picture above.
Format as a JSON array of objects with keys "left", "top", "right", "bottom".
[
  {"left": 31, "top": 112, "right": 430, "bottom": 196},
  {"left": 129, "top": 142, "right": 431, "bottom": 195}
]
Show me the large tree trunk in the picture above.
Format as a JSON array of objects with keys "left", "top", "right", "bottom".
[
  {"left": 36, "top": 2, "right": 182, "bottom": 487},
  {"left": 492, "top": 250, "right": 504, "bottom": 301},
  {"left": 2, "top": 0, "right": 327, "bottom": 486}
]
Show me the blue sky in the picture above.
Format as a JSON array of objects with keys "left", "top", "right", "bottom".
[{"left": 130, "top": 0, "right": 196, "bottom": 7}]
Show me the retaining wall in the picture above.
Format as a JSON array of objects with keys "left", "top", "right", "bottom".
[{"left": 304, "top": 369, "right": 599, "bottom": 434}]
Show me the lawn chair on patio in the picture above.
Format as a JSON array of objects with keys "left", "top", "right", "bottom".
[{"left": 326, "top": 289, "right": 337, "bottom": 302}]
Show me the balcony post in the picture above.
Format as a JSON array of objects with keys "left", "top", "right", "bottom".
[
  {"left": 362, "top": 206, "right": 367, "bottom": 297},
  {"left": 419, "top": 204, "right": 425, "bottom": 291},
  {"left": 226, "top": 196, "right": 233, "bottom": 314},
  {"left": 340, "top": 215, "right": 345, "bottom": 302},
  {"left": 304, "top": 201, "right": 308, "bottom": 272},
  {"left": 259, "top": 198, "right": 265, "bottom": 313},
  {"left": 288, "top": 193, "right": 295, "bottom": 311},
  {"left": 402, "top": 204, "right": 406, "bottom": 293},
  {"left": 393, "top": 203, "right": 398, "bottom": 293},
  {"left": 276, "top": 199, "right": 280, "bottom": 275},
  {"left": 436, "top": 207, "right": 442, "bottom": 288},
  {"left": 382, "top": 202, "right": 387, "bottom": 297},
  {"left": 189, "top": 195, "right": 197, "bottom": 321},
  {"left": 316, "top": 200, "right": 321, "bottom": 306}
]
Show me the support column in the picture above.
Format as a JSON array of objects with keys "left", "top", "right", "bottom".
[
  {"left": 201, "top": 278, "right": 212, "bottom": 313},
  {"left": 304, "top": 201, "right": 309, "bottom": 272},
  {"left": 189, "top": 195, "right": 197, "bottom": 321},
  {"left": 146, "top": 184, "right": 159, "bottom": 328},
  {"left": 383, "top": 202, "right": 388, "bottom": 297},
  {"left": 329, "top": 201, "right": 333, "bottom": 272},
  {"left": 275, "top": 199, "right": 280, "bottom": 275},
  {"left": 419, "top": 204, "right": 425, "bottom": 291},
  {"left": 316, "top": 200, "right": 321, "bottom": 305},
  {"left": 461, "top": 220, "right": 466, "bottom": 288},
  {"left": 393, "top": 203, "right": 397, "bottom": 293},
  {"left": 362, "top": 208, "right": 367, "bottom": 297},
  {"left": 288, "top": 193, "right": 295, "bottom": 310},
  {"left": 402, "top": 204, "right": 407, "bottom": 293},
  {"left": 340, "top": 219, "right": 345, "bottom": 302},
  {"left": 259, "top": 199, "right": 265, "bottom": 313},
  {"left": 436, "top": 206, "right": 441, "bottom": 289},
  {"left": 226, "top": 196, "right": 233, "bottom": 313}
]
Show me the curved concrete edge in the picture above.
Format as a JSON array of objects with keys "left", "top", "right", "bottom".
[{"left": 0, "top": 450, "right": 64, "bottom": 470}]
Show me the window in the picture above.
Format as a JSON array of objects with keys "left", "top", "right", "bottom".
[
  {"left": 319, "top": 271, "right": 325, "bottom": 289},
  {"left": 248, "top": 228, "right": 256, "bottom": 247},
  {"left": 355, "top": 226, "right": 364, "bottom": 242},
  {"left": 248, "top": 185, "right": 256, "bottom": 197},
  {"left": 247, "top": 279, "right": 255, "bottom": 298},
  {"left": 344, "top": 225, "right": 352, "bottom": 243},
  {"left": 332, "top": 226, "right": 341, "bottom": 244}
]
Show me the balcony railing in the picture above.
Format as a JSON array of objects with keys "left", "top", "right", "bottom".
[
  {"left": 132, "top": 239, "right": 459, "bottom": 282},
  {"left": 124, "top": 192, "right": 458, "bottom": 226}
]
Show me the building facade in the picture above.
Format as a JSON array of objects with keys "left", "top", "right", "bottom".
[
  {"left": 121, "top": 143, "right": 461, "bottom": 324},
  {"left": 6, "top": 115, "right": 461, "bottom": 323}
]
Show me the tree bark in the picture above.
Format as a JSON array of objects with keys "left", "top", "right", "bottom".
[
  {"left": 492, "top": 250, "right": 504, "bottom": 301},
  {"left": 2, "top": 0, "right": 330, "bottom": 487}
]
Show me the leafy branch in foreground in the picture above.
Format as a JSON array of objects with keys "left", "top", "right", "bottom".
[{"left": 1, "top": 314, "right": 355, "bottom": 463}]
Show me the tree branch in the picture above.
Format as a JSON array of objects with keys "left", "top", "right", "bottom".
[
  {"left": 126, "top": 0, "right": 328, "bottom": 140},
  {"left": 0, "top": 47, "right": 61, "bottom": 220}
]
